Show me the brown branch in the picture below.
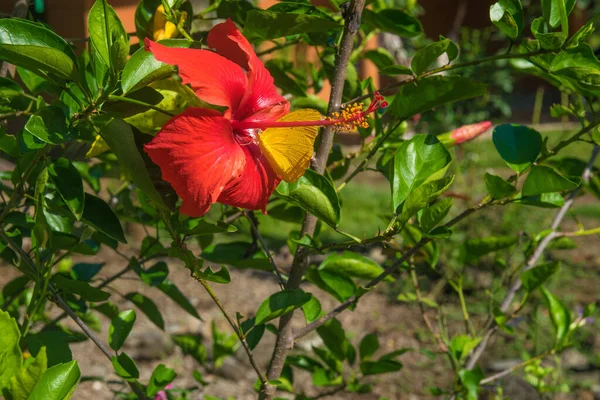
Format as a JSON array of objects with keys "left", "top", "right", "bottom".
[
  {"left": 245, "top": 211, "right": 286, "bottom": 289},
  {"left": 259, "top": 1, "right": 366, "bottom": 398}
]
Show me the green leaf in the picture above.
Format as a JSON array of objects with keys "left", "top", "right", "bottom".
[
  {"left": 48, "top": 158, "right": 84, "bottom": 220},
  {"left": 490, "top": 0, "right": 524, "bottom": 39},
  {"left": 242, "top": 10, "right": 341, "bottom": 41},
  {"left": 193, "top": 265, "right": 231, "bottom": 284},
  {"left": 82, "top": 193, "right": 126, "bottom": 243},
  {"left": 28, "top": 360, "right": 80, "bottom": 400},
  {"left": 541, "top": 0, "right": 576, "bottom": 29},
  {"left": 492, "top": 124, "right": 542, "bottom": 173},
  {"left": 450, "top": 335, "right": 482, "bottom": 362},
  {"left": 88, "top": 0, "right": 130, "bottom": 73},
  {"left": 185, "top": 219, "right": 238, "bottom": 236},
  {"left": 255, "top": 289, "right": 312, "bottom": 325},
  {"left": 70, "top": 263, "right": 104, "bottom": 282},
  {"left": 217, "top": 0, "right": 255, "bottom": 26},
  {"left": 363, "top": 48, "right": 395, "bottom": 70},
  {"left": 399, "top": 176, "right": 455, "bottom": 225},
  {"left": 316, "top": 318, "right": 349, "bottom": 362},
  {"left": 172, "top": 334, "right": 207, "bottom": 365},
  {"left": 362, "top": 9, "right": 422, "bottom": 37},
  {"left": 564, "top": 13, "right": 600, "bottom": 49},
  {"left": 531, "top": 17, "right": 566, "bottom": 50},
  {"left": 100, "top": 119, "right": 168, "bottom": 211},
  {"left": 411, "top": 38, "right": 459, "bottom": 76},
  {"left": 0, "top": 310, "right": 22, "bottom": 390},
  {"left": 392, "top": 134, "right": 452, "bottom": 210},
  {"left": 522, "top": 165, "right": 580, "bottom": 197},
  {"left": 111, "top": 353, "right": 139, "bottom": 381},
  {"left": 316, "top": 269, "right": 357, "bottom": 303},
  {"left": 515, "top": 192, "right": 565, "bottom": 208},
  {"left": 359, "top": 333, "right": 379, "bottom": 361},
  {"left": 463, "top": 235, "right": 518, "bottom": 260},
  {"left": 201, "top": 242, "right": 271, "bottom": 271},
  {"left": 484, "top": 173, "right": 517, "bottom": 199},
  {"left": 459, "top": 367, "right": 484, "bottom": 400},
  {"left": 276, "top": 169, "right": 341, "bottom": 228},
  {"left": 521, "top": 261, "right": 561, "bottom": 293},
  {"left": 139, "top": 261, "right": 169, "bottom": 287},
  {"left": 420, "top": 197, "right": 453, "bottom": 233},
  {"left": 24, "top": 105, "right": 72, "bottom": 145},
  {"left": 391, "top": 76, "right": 487, "bottom": 120},
  {"left": 53, "top": 275, "right": 110, "bottom": 302},
  {"left": 9, "top": 347, "right": 47, "bottom": 400},
  {"left": 25, "top": 331, "right": 72, "bottom": 367},
  {"left": 146, "top": 364, "right": 177, "bottom": 397},
  {"left": 0, "top": 19, "right": 78, "bottom": 81},
  {"left": 360, "top": 359, "right": 403, "bottom": 375},
  {"left": 126, "top": 292, "right": 165, "bottom": 330},
  {"left": 158, "top": 280, "right": 202, "bottom": 320},
  {"left": 548, "top": 44, "right": 600, "bottom": 96},
  {"left": 380, "top": 65, "right": 414, "bottom": 76},
  {"left": 109, "top": 309, "right": 136, "bottom": 351},
  {"left": 301, "top": 295, "right": 321, "bottom": 324},
  {"left": 319, "top": 251, "right": 385, "bottom": 280},
  {"left": 541, "top": 287, "right": 571, "bottom": 347},
  {"left": 121, "top": 39, "right": 193, "bottom": 94}
]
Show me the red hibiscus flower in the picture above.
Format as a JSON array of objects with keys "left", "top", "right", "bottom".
[{"left": 144, "top": 19, "right": 289, "bottom": 217}]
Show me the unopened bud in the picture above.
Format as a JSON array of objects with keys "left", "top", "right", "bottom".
[{"left": 438, "top": 121, "right": 492, "bottom": 146}]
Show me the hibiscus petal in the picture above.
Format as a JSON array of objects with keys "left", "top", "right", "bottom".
[
  {"left": 145, "top": 38, "right": 246, "bottom": 118},
  {"left": 144, "top": 108, "right": 246, "bottom": 216},
  {"left": 206, "top": 19, "right": 289, "bottom": 123},
  {"left": 218, "top": 143, "right": 280, "bottom": 213}
]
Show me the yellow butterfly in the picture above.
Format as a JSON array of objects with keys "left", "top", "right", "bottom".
[{"left": 258, "top": 109, "right": 322, "bottom": 182}]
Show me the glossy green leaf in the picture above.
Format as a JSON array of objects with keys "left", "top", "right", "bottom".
[
  {"left": 490, "top": 0, "right": 523, "bottom": 39},
  {"left": 359, "top": 333, "right": 379, "bottom": 361},
  {"left": 121, "top": 39, "right": 193, "bottom": 94},
  {"left": 255, "top": 289, "right": 312, "bottom": 325},
  {"left": 392, "top": 134, "right": 452, "bottom": 210},
  {"left": 363, "top": 48, "right": 395, "bottom": 70},
  {"left": 399, "top": 176, "right": 455, "bottom": 225},
  {"left": 522, "top": 165, "right": 580, "bottom": 197},
  {"left": 541, "top": 287, "right": 571, "bottom": 347},
  {"left": 126, "top": 292, "right": 165, "bottom": 330},
  {"left": 492, "top": 124, "right": 542, "bottom": 173},
  {"left": 362, "top": 9, "right": 422, "bottom": 38},
  {"left": 24, "top": 105, "right": 72, "bottom": 145},
  {"left": 515, "top": 192, "right": 565, "bottom": 208},
  {"left": 484, "top": 173, "right": 517, "bottom": 199},
  {"left": 88, "top": 0, "right": 130, "bottom": 73},
  {"left": 459, "top": 367, "right": 484, "bottom": 400},
  {"left": 82, "top": 193, "right": 126, "bottom": 243},
  {"left": 319, "top": 251, "right": 385, "bottom": 280},
  {"left": 109, "top": 309, "right": 136, "bottom": 351},
  {"left": 53, "top": 275, "right": 110, "bottom": 302},
  {"left": 301, "top": 295, "right": 321, "bottom": 324},
  {"left": 541, "top": 0, "right": 576, "bottom": 29},
  {"left": 201, "top": 242, "right": 271, "bottom": 271},
  {"left": 276, "top": 169, "right": 341, "bottom": 228},
  {"left": 101, "top": 119, "right": 169, "bottom": 211},
  {"left": 28, "top": 360, "right": 80, "bottom": 400},
  {"left": 0, "top": 310, "right": 22, "bottom": 390},
  {"left": 71, "top": 263, "right": 104, "bottom": 282},
  {"left": 463, "top": 235, "right": 518, "bottom": 260},
  {"left": 317, "top": 269, "right": 356, "bottom": 303},
  {"left": 420, "top": 197, "right": 453, "bottom": 233},
  {"left": 564, "top": 13, "right": 600, "bottom": 49},
  {"left": 450, "top": 335, "right": 482, "bottom": 362},
  {"left": 217, "top": 0, "right": 255, "bottom": 26},
  {"left": 111, "top": 353, "right": 139, "bottom": 381},
  {"left": 380, "top": 65, "right": 414, "bottom": 76},
  {"left": 548, "top": 44, "right": 600, "bottom": 96},
  {"left": 193, "top": 265, "right": 231, "bottom": 284},
  {"left": 531, "top": 17, "right": 566, "bottom": 50},
  {"left": 146, "top": 364, "right": 177, "bottom": 397},
  {"left": 48, "top": 158, "right": 84, "bottom": 220},
  {"left": 316, "top": 318, "right": 349, "bottom": 362},
  {"left": 521, "top": 261, "right": 561, "bottom": 293},
  {"left": 243, "top": 10, "right": 341, "bottom": 41},
  {"left": 9, "top": 347, "right": 47, "bottom": 400},
  {"left": 0, "top": 19, "right": 78, "bottom": 81},
  {"left": 411, "top": 38, "right": 459, "bottom": 76},
  {"left": 185, "top": 219, "right": 238, "bottom": 236},
  {"left": 391, "top": 76, "right": 487, "bottom": 120},
  {"left": 360, "top": 359, "right": 403, "bottom": 375},
  {"left": 159, "top": 280, "right": 201, "bottom": 320}
]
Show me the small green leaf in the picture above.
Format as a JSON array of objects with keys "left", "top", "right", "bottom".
[
  {"left": 111, "top": 353, "right": 139, "bottom": 381},
  {"left": 362, "top": 48, "right": 395, "bottom": 70},
  {"left": 411, "top": 38, "right": 459, "bottom": 76},
  {"left": 492, "top": 124, "right": 542, "bottom": 173},
  {"left": 24, "top": 105, "right": 72, "bottom": 145},
  {"left": 360, "top": 359, "right": 403, "bottom": 375},
  {"left": 301, "top": 295, "right": 321, "bottom": 324},
  {"left": 48, "top": 158, "right": 84, "bottom": 220},
  {"left": 362, "top": 8, "right": 422, "bottom": 37},
  {"left": 276, "top": 169, "right": 341, "bottom": 228},
  {"left": 359, "top": 333, "right": 379, "bottom": 361},
  {"left": 459, "top": 367, "right": 484, "bottom": 400},
  {"left": 391, "top": 76, "right": 487, "bottom": 120},
  {"left": 541, "top": 0, "right": 576, "bottom": 29},
  {"left": 28, "top": 360, "right": 80, "bottom": 400},
  {"left": 172, "top": 334, "right": 207, "bottom": 365},
  {"left": 88, "top": 0, "right": 130, "bottom": 73},
  {"left": 515, "top": 192, "right": 565, "bottom": 208},
  {"left": 0, "top": 310, "right": 22, "bottom": 390},
  {"left": 243, "top": 10, "right": 341, "bottom": 41},
  {"left": 53, "top": 275, "right": 110, "bottom": 302},
  {"left": 484, "top": 173, "right": 517, "bottom": 199},
  {"left": 316, "top": 318, "right": 348, "bottom": 362},
  {"left": 146, "top": 364, "right": 177, "bottom": 397},
  {"left": 399, "top": 176, "right": 455, "bottom": 224},
  {"left": 531, "top": 17, "right": 566, "bottom": 50},
  {"left": 82, "top": 193, "right": 126, "bottom": 243},
  {"left": 126, "top": 292, "right": 165, "bottom": 330},
  {"left": 521, "top": 261, "right": 561, "bottom": 293},
  {"left": 25, "top": 331, "right": 72, "bottom": 367},
  {"left": 541, "top": 287, "right": 571, "bottom": 348},
  {"left": 490, "top": 0, "right": 523, "bottom": 39},
  {"left": 463, "top": 235, "right": 518, "bottom": 260},
  {"left": 109, "top": 309, "right": 136, "bottom": 351},
  {"left": 380, "top": 65, "right": 414, "bottom": 76},
  {"left": 185, "top": 219, "right": 238, "bottom": 236},
  {"left": 319, "top": 251, "right": 385, "bottom": 280},
  {"left": 255, "top": 289, "right": 312, "bottom": 325},
  {"left": 139, "top": 261, "right": 169, "bottom": 287},
  {"left": 9, "top": 347, "right": 47, "bottom": 400},
  {"left": 158, "top": 280, "right": 202, "bottom": 320},
  {"left": 420, "top": 197, "right": 453, "bottom": 233},
  {"left": 193, "top": 265, "right": 231, "bottom": 284},
  {"left": 450, "top": 335, "right": 481, "bottom": 362},
  {"left": 522, "top": 165, "right": 580, "bottom": 197},
  {"left": 317, "top": 269, "right": 356, "bottom": 303},
  {"left": 71, "top": 263, "right": 105, "bottom": 282}
]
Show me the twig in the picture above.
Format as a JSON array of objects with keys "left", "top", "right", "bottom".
[
  {"left": 480, "top": 351, "right": 553, "bottom": 384},
  {"left": 464, "top": 145, "right": 600, "bottom": 371},
  {"left": 245, "top": 212, "right": 286, "bottom": 289},
  {"left": 256, "top": 38, "right": 301, "bottom": 57},
  {"left": 260, "top": 1, "right": 367, "bottom": 398}
]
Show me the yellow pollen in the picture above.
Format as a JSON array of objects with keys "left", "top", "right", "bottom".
[{"left": 326, "top": 102, "right": 369, "bottom": 132}]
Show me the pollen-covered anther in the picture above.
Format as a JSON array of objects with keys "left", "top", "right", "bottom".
[{"left": 327, "top": 102, "right": 369, "bottom": 132}]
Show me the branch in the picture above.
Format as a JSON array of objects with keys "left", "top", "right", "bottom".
[
  {"left": 245, "top": 212, "right": 286, "bottom": 289},
  {"left": 260, "top": 0, "right": 367, "bottom": 398},
  {"left": 464, "top": 145, "right": 600, "bottom": 371}
]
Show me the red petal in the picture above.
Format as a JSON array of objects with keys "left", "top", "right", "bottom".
[
  {"left": 206, "top": 19, "right": 289, "bottom": 123},
  {"left": 218, "top": 143, "right": 280, "bottom": 212},
  {"left": 144, "top": 108, "right": 246, "bottom": 216},
  {"left": 145, "top": 38, "right": 246, "bottom": 118}
]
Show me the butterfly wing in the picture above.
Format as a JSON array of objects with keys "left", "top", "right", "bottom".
[{"left": 258, "top": 109, "right": 322, "bottom": 182}]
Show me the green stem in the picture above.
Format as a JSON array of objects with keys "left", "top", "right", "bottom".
[{"left": 107, "top": 95, "right": 176, "bottom": 117}]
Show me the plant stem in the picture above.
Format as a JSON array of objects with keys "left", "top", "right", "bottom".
[
  {"left": 260, "top": 1, "right": 366, "bottom": 398},
  {"left": 256, "top": 38, "right": 302, "bottom": 57},
  {"left": 245, "top": 212, "right": 286, "bottom": 289},
  {"left": 107, "top": 95, "right": 176, "bottom": 117},
  {"left": 480, "top": 350, "right": 553, "bottom": 384}
]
